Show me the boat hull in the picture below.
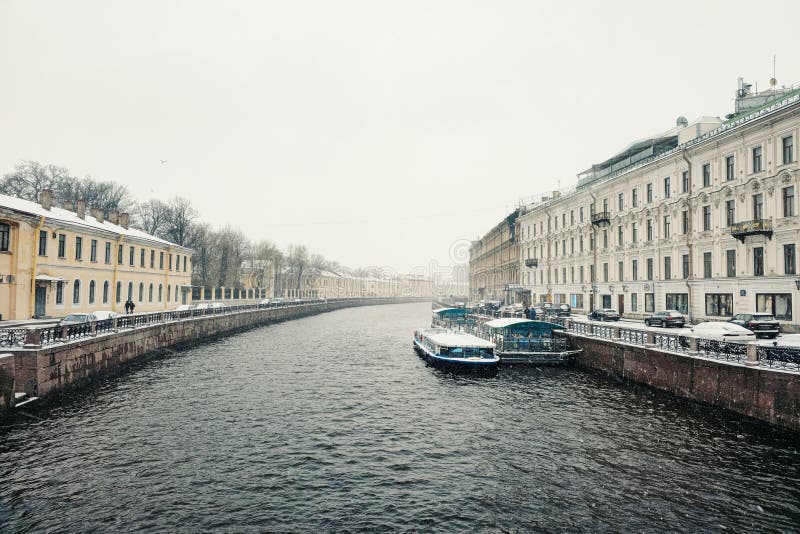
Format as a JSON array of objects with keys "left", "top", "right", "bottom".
[
  {"left": 497, "top": 349, "right": 581, "bottom": 365},
  {"left": 413, "top": 339, "right": 499, "bottom": 375}
]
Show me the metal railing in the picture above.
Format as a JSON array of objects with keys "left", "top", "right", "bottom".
[
  {"left": 757, "top": 345, "right": 800, "bottom": 370},
  {"left": 653, "top": 332, "right": 689, "bottom": 354},
  {"left": 619, "top": 328, "right": 646, "bottom": 346}
]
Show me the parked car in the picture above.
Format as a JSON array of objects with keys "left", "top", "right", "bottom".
[
  {"left": 258, "top": 299, "right": 272, "bottom": 306},
  {"left": 554, "top": 304, "right": 571, "bottom": 317},
  {"left": 729, "top": 313, "right": 780, "bottom": 339},
  {"left": 271, "top": 298, "right": 284, "bottom": 305},
  {"left": 58, "top": 313, "right": 96, "bottom": 326},
  {"left": 92, "top": 310, "right": 120, "bottom": 321},
  {"left": 645, "top": 310, "right": 686, "bottom": 328},
  {"left": 174, "top": 304, "right": 194, "bottom": 312},
  {"left": 195, "top": 302, "right": 224, "bottom": 311},
  {"left": 588, "top": 308, "right": 621, "bottom": 321},
  {"left": 687, "top": 321, "right": 756, "bottom": 343}
]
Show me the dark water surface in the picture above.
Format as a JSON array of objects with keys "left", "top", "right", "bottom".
[{"left": 1, "top": 302, "right": 799, "bottom": 532}]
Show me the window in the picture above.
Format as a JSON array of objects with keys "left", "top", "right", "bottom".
[
  {"left": 571, "top": 294, "right": 583, "bottom": 308},
  {"left": 702, "top": 163, "right": 711, "bottom": 187},
  {"left": 663, "top": 215, "right": 671, "bottom": 238},
  {"left": 783, "top": 135, "right": 794, "bottom": 165},
  {"left": 571, "top": 266, "right": 574, "bottom": 282},
  {"left": 631, "top": 188, "right": 638, "bottom": 208},
  {"left": 75, "top": 237, "right": 82, "bottom": 260},
  {"left": 618, "top": 261, "right": 623, "bottom": 281},
  {"left": 138, "top": 282, "right": 144, "bottom": 302},
  {"left": 666, "top": 293, "right": 688, "bottom": 314},
  {"left": 116, "top": 281, "right": 121, "bottom": 303},
  {"left": 785, "top": 244, "right": 796, "bottom": 275},
  {"left": 174, "top": 285, "right": 179, "bottom": 302},
  {"left": 89, "top": 280, "right": 96, "bottom": 304},
  {"left": 562, "top": 213, "right": 566, "bottom": 227},
  {"left": 590, "top": 234, "right": 594, "bottom": 251},
  {"left": 105, "top": 242, "right": 111, "bottom": 264},
  {"left": 554, "top": 268, "right": 558, "bottom": 283},
  {"left": 553, "top": 217, "right": 557, "bottom": 231},
  {"left": 681, "top": 210, "right": 689, "bottom": 234},
  {"left": 38, "top": 230, "right": 47, "bottom": 256},
  {"left": 602, "top": 230, "right": 607, "bottom": 249},
  {"left": 646, "top": 258, "right": 653, "bottom": 281},
  {"left": 603, "top": 198, "right": 609, "bottom": 212},
  {"left": 664, "top": 256, "right": 671, "bottom": 280},
  {"left": 631, "top": 293, "right": 638, "bottom": 312},
  {"left": 579, "top": 207, "right": 584, "bottom": 222},
  {"left": 646, "top": 183, "right": 653, "bottom": 203},
  {"left": 103, "top": 281, "right": 109, "bottom": 304},
  {"left": 590, "top": 265, "right": 595, "bottom": 283},
  {"left": 571, "top": 238, "right": 575, "bottom": 253},
  {"left": 753, "top": 246, "right": 764, "bottom": 276},
  {"left": 579, "top": 266, "right": 584, "bottom": 283},
  {"left": 562, "top": 268, "right": 566, "bottom": 284},
  {"left": 757, "top": 293, "right": 792, "bottom": 320},
  {"left": 159, "top": 251, "right": 164, "bottom": 269},
  {"left": 570, "top": 210, "right": 574, "bottom": 225},
  {"left": 702, "top": 205, "right": 711, "bottom": 231},
  {"left": 56, "top": 282, "right": 64, "bottom": 305},
  {"left": 726, "top": 200, "right": 736, "bottom": 227},
  {"left": 562, "top": 240, "right": 566, "bottom": 255},
  {"left": 783, "top": 186, "right": 795, "bottom": 217},
  {"left": 128, "top": 282, "right": 133, "bottom": 301},
  {"left": 167, "top": 284, "right": 171, "bottom": 302},
  {"left": 664, "top": 176, "right": 671, "bottom": 198},
  {"left": 158, "top": 284, "right": 163, "bottom": 302},
  {"left": 646, "top": 219, "right": 653, "bottom": 241},
  {"left": 149, "top": 283, "right": 154, "bottom": 302},
  {"left": 682, "top": 254, "right": 690, "bottom": 279},
  {"left": 618, "top": 225, "right": 623, "bottom": 245},
  {"left": 632, "top": 259, "right": 638, "bottom": 281},
  {"left": 58, "top": 234, "right": 66, "bottom": 258},
  {"left": 140, "top": 248, "right": 145, "bottom": 267},
  {"left": 129, "top": 246, "right": 135, "bottom": 266},
  {"left": 726, "top": 250, "right": 736, "bottom": 277},
  {"left": 150, "top": 250, "right": 155, "bottom": 268},
  {"left": 0, "top": 222, "right": 8, "bottom": 251},
  {"left": 705, "top": 293, "right": 733, "bottom": 316},
  {"left": 90, "top": 239, "right": 97, "bottom": 262},
  {"left": 753, "top": 193, "right": 763, "bottom": 220},
  {"left": 579, "top": 236, "right": 583, "bottom": 252},
  {"left": 752, "top": 146, "right": 763, "bottom": 172},
  {"left": 169, "top": 254, "right": 173, "bottom": 270},
  {"left": 632, "top": 223, "right": 637, "bottom": 243},
  {"left": 603, "top": 262, "right": 608, "bottom": 282},
  {"left": 73, "top": 279, "right": 81, "bottom": 304},
  {"left": 703, "top": 252, "right": 712, "bottom": 278},
  {"left": 645, "top": 293, "right": 655, "bottom": 313},
  {"left": 118, "top": 244, "right": 123, "bottom": 264},
  {"left": 726, "top": 155, "right": 735, "bottom": 181},
  {"left": 681, "top": 171, "right": 689, "bottom": 193}
]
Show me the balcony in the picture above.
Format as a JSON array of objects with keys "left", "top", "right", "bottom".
[
  {"left": 729, "top": 219, "right": 773, "bottom": 243},
  {"left": 525, "top": 259, "right": 538, "bottom": 268},
  {"left": 591, "top": 211, "right": 611, "bottom": 227}
]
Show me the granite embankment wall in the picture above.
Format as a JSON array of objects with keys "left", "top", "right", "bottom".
[
  {"left": 0, "top": 298, "right": 426, "bottom": 412},
  {"left": 566, "top": 333, "right": 800, "bottom": 433}
]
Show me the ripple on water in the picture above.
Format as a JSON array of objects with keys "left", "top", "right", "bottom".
[{"left": 1, "top": 302, "right": 799, "bottom": 532}]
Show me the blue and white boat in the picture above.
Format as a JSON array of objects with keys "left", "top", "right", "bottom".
[{"left": 413, "top": 328, "right": 499, "bottom": 374}]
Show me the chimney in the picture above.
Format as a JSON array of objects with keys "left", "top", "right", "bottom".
[
  {"left": 119, "top": 212, "right": 129, "bottom": 229},
  {"left": 39, "top": 189, "right": 53, "bottom": 210},
  {"left": 552, "top": 190, "right": 561, "bottom": 198},
  {"left": 91, "top": 208, "right": 105, "bottom": 223},
  {"left": 108, "top": 210, "right": 119, "bottom": 225},
  {"left": 64, "top": 200, "right": 74, "bottom": 211},
  {"left": 76, "top": 199, "right": 86, "bottom": 220}
]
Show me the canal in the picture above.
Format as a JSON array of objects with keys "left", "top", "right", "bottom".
[{"left": 1, "top": 301, "right": 799, "bottom": 531}]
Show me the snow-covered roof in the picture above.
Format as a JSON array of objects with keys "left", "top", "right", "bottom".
[
  {"left": 421, "top": 330, "right": 495, "bottom": 349},
  {"left": 0, "top": 193, "right": 192, "bottom": 252},
  {"left": 485, "top": 318, "right": 534, "bottom": 328}
]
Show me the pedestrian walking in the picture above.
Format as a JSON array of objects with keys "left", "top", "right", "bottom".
[
  {"left": 129, "top": 301, "right": 135, "bottom": 314},
  {"left": 124, "top": 300, "right": 131, "bottom": 314}
]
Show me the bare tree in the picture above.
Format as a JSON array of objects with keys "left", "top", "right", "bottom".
[
  {"left": 287, "top": 244, "right": 309, "bottom": 290},
  {"left": 135, "top": 199, "right": 170, "bottom": 236},
  {"left": 164, "top": 197, "right": 197, "bottom": 247},
  {"left": 0, "top": 161, "right": 72, "bottom": 201}
]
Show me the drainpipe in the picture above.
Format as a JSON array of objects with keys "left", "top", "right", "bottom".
[
  {"left": 29, "top": 216, "right": 45, "bottom": 318},
  {"left": 682, "top": 148, "right": 694, "bottom": 322},
  {"left": 112, "top": 236, "right": 124, "bottom": 313}
]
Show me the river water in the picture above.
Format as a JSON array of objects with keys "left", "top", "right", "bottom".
[{"left": 1, "top": 302, "right": 798, "bottom": 531}]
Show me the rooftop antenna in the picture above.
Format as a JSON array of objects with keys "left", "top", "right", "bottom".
[{"left": 770, "top": 54, "right": 777, "bottom": 88}]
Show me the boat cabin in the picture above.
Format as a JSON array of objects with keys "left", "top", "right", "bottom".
[
  {"left": 431, "top": 307, "right": 471, "bottom": 328},
  {"left": 477, "top": 318, "right": 567, "bottom": 353}
]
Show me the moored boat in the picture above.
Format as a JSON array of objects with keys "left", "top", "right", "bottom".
[
  {"left": 413, "top": 328, "right": 499, "bottom": 374},
  {"left": 473, "top": 318, "right": 581, "bottom": 365}
]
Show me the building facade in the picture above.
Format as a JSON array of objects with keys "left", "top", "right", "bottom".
[
  {"left": 469, "top": 209, "right": 522, "bottom": 304},
  {"left": 0, "top": 191, "right": 193, "bottom": 320},
  {"left": 516, "top": 83, "right": 800, "bottom": 330}
]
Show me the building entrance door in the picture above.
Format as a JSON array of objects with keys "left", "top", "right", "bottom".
[
  {"left": 35, "top": 286, "right": 47, "bottom": 317},
  {"left": 618, "top": 294, "right": 625, "bottom": 315}
]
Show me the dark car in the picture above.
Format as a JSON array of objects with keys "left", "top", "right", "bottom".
[
  {"left": 645, "top": 310, "right": 686, "bottom": 328},
  {"left": 588, "top": 308, "right": 620, "bottom": 321},
  {"left": 730, "top": 313, "right": 780, "bottom": 339},
  {"left": 555, "top": 304, "right": 571, "bottom": 317}
]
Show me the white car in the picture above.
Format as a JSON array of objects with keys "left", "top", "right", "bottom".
[
  {"left": 195, "top": 302, "right": 224, "bottom": 310},
  {"left": 761, "top": 333, "right": 800, "bottom": 347},
  {"left": 175, "top": 304, "right": 195, "bottom": 312},
  {"left": 258, "top": 299, "right": 271, "bottom": 306},
  {"left": 91, "top": 310, "right": 120, "bottom": 321},
  {"left": 687, "top": 321, "right": 756, "bottom": 343}
]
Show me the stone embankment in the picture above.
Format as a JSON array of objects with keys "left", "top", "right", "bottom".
[{"left": 0, "top": 298, "right": 427, "bottom": 414}]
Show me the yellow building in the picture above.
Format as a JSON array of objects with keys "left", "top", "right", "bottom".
[{"left": 0, "top": 191, "right": 193, "bottom": 320}]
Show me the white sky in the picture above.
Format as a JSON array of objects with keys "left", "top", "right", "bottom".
[{"left": 2, "top": 1, "right": 799, "bottom": 273}]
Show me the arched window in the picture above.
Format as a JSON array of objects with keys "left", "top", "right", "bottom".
[
  {"left": 167, "top": 285, "right": 171, "bottom": 302},
  {"left": 175, "top": 285, "right": 179, "bottom": 302},
  {"left": 148, "top": 283, "right": 153, "bottom": 302},
  {"left": 116, "top": 281, "right": 122, "bottom": 303},
  {"left": 103, "top": 281, "right": 109, "bottom": 304},
  {"left": 88, "top": 280, "right": 96, "bottom": 304},
  {"left": 158, "top": 284, "right": 163, "bottom": 302},
  {"left": 73, "top": 280, "right": 81, "bottom": 304},
  {"left": 138, "top": 282, "right": 144, "bottom": 302},
  {"left": 127, "top": 282, "right": 133, "bottom": 301}
]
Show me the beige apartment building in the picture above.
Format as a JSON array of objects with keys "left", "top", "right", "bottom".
[
  {"left": 0, "top": 191, "right": 193, "bottom": 320},
  {"left": 469, "top": 209, "right": 522, "bottom": 304},
  {"left": 515, "top": 80, "right": 800, "bottom": 330}
]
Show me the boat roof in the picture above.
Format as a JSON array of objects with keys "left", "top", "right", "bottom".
[
  {"left": 432, "top": 307, "right": 467, "bottom": 316},
  {"left": 421, "top": 329, "right": 495, "bottom": 349},
  {"left": 485, "top": 318, "right": 534, "bottom": 328}
]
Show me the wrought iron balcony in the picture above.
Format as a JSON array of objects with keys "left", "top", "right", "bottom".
[
  {"left": 729, "top": 219, "right": 773, "bottom": 243},
  {"left": 525, "top": 258, "right": 538, "bottom": 268},
  {"left": 591, "top": 211, "right": 611, "bottom": 226}
]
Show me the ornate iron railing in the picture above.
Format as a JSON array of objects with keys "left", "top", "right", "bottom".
[
  {"left": 0, "top": 328, "right": 27, "bottom": 347},
  {"left": 757, "top": 345, "right": 800, "bottom": 370},
  {"left": 653, "top": 333, "right": 689, "bottom": 353},
  {"left": 695, "top": 339, "right": 748, "bottom": 362},
  {"left": 619, "top": 328, "right": 646, "bottom": 345}
]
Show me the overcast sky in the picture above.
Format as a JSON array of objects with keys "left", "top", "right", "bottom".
[{"left": 2, "top": 1, "right": 799, "bottom": 273}]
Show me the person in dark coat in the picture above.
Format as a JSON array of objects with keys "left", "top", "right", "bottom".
[
  {"left": 129, "top": 301, "right": 135, "bottom": 314},
  {"left": 124, "top": 300, "right": 131, "bottom": 314}
]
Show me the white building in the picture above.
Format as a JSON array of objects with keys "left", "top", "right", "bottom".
[{"left": 517, "top": 80, "right": 800, "bottom": 330}]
